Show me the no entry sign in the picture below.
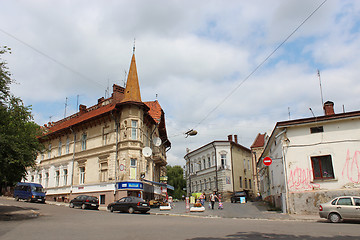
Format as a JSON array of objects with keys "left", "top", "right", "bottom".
[{"left": 263, "top": 157, "right": 272, "bottom": 166}]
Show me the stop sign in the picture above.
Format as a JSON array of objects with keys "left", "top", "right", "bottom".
[{"left": 263, "top": 157, "right": 272, "bottom": 166}]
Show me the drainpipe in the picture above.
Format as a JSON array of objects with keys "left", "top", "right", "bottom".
[
  {"left": 111, "top": 111, "right": 120, "bottom": 196},
  {"left": 69, "top": 127, "right": 76, "bottom": 196},
  {"left": 211, "top": 142, "right": 218, "bottom": 192},
  {"left": 230, "top": 143, "right": 235, "bottom": 194}
]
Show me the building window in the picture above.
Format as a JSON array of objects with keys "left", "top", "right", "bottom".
[
  {"left": 204, "top": 179, "right": 207, "bottom": 190},
  {"left": 203, "top": 159, "right": 206, "bottom": 169},
  {"left": 208, "top": 157, "right": 211, "bottom": 168},
  {"left": 79, "top": 167, "right": 85, "bottom": 184},
  {"left": 244, "top": 178, "right": 248, "bottom": 189},
  {"left": 58, "top": 141, "right": 62, "bottom": 156},
  {"left": 310, "top": 126, "right": 324, "bottom": 134},
  {"left": 66, "top": 137, "right": 70, "bottom": 154},
  {"left": 199, "top": 161, "right": 202, "bottom": 171},
  {"left": 131, "top": 120, "right": 138, "bottom": 140},
  {"left": 199, "top": 180, "right": 202, "bottom": 191},
  {"left": 248, "top": 160, "right": 250, "bottom": 171},
  {"left": 38, "top": 174, "right": 42, "bottom": 184},
  {"left": 220, "top": 154, "right": 226, "bottom": 168},
  {"left": 48, "top": 144, "right": 52, "bottom": 158},
  {"left": 55, "top": 170, "right": 60, "bottom": 187},
  {"left": 130, "top": 159, "right": 136, "bottom": 180},
  {"left": 45, "top": 172, "right": 49, "bottom": 188},
  {"left": 249, "top": 179, "right": 252, "bottom": 189},
  {"left": 100, "top": 195, "right": 106, "bottom": 205},
  {"left": 63, "top": 169, "right": 68, "bottom": 186},
  {"left": 311, "top": 155, "right": 334, "bottom": 180},
  {"left": 100, "top": 162, "right": 108, "bottom": 182},
  {"left": 81, "top": 133, "right": 87, "bottom": 150},
  {"left": 239, "top": 176, "right": 242, "bottom": 188}
]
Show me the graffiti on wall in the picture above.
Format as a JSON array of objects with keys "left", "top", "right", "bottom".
[
  {"left": 288, "top": 167, "right": 320, "bottom": 191},
  {"left": 342, "top": 149, "right": 360, "bottom": 183}
]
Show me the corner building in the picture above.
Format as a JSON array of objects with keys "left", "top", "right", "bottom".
[{"left": 26, "top": 53, "right": 171, "bottom": 206}]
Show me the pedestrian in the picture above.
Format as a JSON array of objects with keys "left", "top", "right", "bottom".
[
  {"left": 209, "top": 192, "right": 218, "bottom": 210},
  {"left": 218, "top": 200, "right": 223, "bottom": 210},
  {"left": 200, "top": 192, "right": 205, "bottom": 206}
]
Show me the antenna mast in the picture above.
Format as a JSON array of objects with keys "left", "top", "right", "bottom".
[
  {"left": 64, "top": 97, "right": 68, "bottom": 118},
  {"left": 317, "top": 69, "right": 324, "bottom": 113}
]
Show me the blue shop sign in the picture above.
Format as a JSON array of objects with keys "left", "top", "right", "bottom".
[{"left": 117, "top": 182, "right": 143, "bottom": 190}]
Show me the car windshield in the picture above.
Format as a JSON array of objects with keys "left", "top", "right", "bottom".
[{"left": 31, "top": 186, "right": 44, "bottom": 193}]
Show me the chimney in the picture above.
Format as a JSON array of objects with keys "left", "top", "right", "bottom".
[
  {"left": 323, "top": 101, "right": 335, "bottom": 116},
  {"left": 234, "top": 135, "right": 238, "bottom": 144},
  {"left": 79, "top": 104, "right": 87, "bottom": 114},
  {"left": 112, "top": 84, "right": 125, "bottom": 102},
  {"left": 227, "top": 135, "right": 233, "bottom": 142},
  {"left": 98, "top": 97, "right": 104, "bottom": 104}
]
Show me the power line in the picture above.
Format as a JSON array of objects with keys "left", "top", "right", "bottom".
[
  {"left": 194, "top": 0, "right": 328, "bottom": 129},
  {"left": 0, "top": 28, "right": 105, "bottom": 88}
]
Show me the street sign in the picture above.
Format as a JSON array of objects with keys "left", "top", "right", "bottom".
[{"left": 263, "top": 157, "right": 272, "bottom": 166}]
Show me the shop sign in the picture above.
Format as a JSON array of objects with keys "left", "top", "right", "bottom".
[{"left": 117, "top": 182, "right": 143, "bottom": 190}]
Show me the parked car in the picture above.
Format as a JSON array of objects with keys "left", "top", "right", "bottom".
[
  {"left": 14, "top": 182, "right": 46, "bottom": 203},
  {"left": 69, "top": 195, "right": 99, "bottom": 210},
  {"left": 230, "top": 191, "right": 247, "bottom": 203},
  {"left": 107, "top": 196, "right": 150, "bottom": 214},
  {"left": 319, "top": 196, "right": 360, "bottom": 223}
]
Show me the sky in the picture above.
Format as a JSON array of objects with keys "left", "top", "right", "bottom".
[{"left": 1, "top": 0, "right": 360, "bottom": 167}]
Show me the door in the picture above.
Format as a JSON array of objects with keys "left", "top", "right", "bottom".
[
  {"left": 336, "top": 197, "right": 355, "bottom": 219},
  {"left": 353, "top": 197, "right": 360, "bottom": 219}
]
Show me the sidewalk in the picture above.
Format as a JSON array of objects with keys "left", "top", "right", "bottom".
[{"left": 148, "top": 201, "right": 320, "bottom": 221}]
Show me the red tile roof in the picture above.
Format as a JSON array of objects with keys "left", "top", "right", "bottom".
[
  {"left": 144, "top": 101, "right": 162, "bottom": 124},
  {"left": 251, "top": 133, "right": 265, "bottom": 149}
]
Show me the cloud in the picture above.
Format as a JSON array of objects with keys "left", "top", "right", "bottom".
[{"left": 1, "top": 0, "right": 360, "bottom": 167}]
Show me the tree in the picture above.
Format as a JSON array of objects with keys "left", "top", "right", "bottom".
[
  {"left": 166, "top": 165, "right": 186, "bottom": 199},
  {"left": 0, "top": 46, "right": 43, "bottom": 194}
]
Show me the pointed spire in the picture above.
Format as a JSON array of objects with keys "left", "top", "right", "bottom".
[{"left": 122, "top": 53, "right": 142, "bottom": 103}]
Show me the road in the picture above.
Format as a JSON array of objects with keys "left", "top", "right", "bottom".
[{"left": 1, "top": 198, "right": 359, "bottom": 240}]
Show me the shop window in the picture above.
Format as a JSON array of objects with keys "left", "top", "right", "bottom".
[{"left": 311, "top": 155, "right": 334, "bottom": 180}]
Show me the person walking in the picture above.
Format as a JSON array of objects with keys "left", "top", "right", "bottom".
[
  {"left": 200, "top": 192, "right": 205, "bottom": 206},
  {"left": 209, "top": 192, "right": 218, "bottom": 210}
]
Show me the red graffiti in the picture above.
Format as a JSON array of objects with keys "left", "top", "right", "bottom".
[
  {"left": 342, "top": 150, "right": 360, "bottom": 183},
  {"left": 288, "top": 167, "right": 320, "bottom": 191}
]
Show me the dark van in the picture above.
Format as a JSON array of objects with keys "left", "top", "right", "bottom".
[{"left": 14, "top": 182, "right": 46, "bottom": 203}]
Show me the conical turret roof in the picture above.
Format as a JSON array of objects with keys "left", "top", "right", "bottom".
[{"left": 122, "top": 54, "right": 142, "bottom": 103}]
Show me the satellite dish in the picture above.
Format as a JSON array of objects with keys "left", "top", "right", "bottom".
[
  {"left": 153, "top": 137, "right": 162, "bottom": 147},
  {"left": 142, "top": 147, "right": 152, "bottom": 157}
]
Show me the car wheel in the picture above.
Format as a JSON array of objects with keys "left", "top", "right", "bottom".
[
  {"left": 329, "top": 213, "right": 341, "bottom": 223},
  {"left": 69, "top": 202, "right": 74, "bottom": 208},
  {"left": 110, "top": 206, "right": 114, "bottom": 212},
  {"left": 81, "top": 204, "right": 86, "bottom": 210},
  {"left": 128, "top": 207, "right": 134, "bottom": 214}
]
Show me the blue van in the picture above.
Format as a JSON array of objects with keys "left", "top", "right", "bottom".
[{"left": 14, "top": 182, "right": 46, "bottom": 203}]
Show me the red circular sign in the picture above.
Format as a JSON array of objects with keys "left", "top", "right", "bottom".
[{"left": 263, "top": 157, "right": 272, "bottom": 166}]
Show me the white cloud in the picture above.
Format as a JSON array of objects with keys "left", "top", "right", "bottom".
[{"left": 1, "top": 0, "right": 360, "bottom": 166}]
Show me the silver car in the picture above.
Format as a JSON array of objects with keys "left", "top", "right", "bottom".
[{"left": 319, "top": 196, "right": 360, "bottom": 223}]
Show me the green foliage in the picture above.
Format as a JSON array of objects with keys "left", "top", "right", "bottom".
[
  {"left": 166, "top": 165, "right": 186, "bottom": 199},
  {"left": 0, "top": 46, "right": 44, "bottom": 191}
]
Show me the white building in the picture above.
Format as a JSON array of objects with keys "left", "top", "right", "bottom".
[
  {"left": 184, "top": 135, "right": 253, "bottom": 201},
  {"left": 258, "top": 101, "right": 360, "bottom": 214}
]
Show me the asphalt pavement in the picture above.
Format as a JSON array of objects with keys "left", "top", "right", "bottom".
[{"left": 0, "top": 196, "right": 320, "bottom": 222}]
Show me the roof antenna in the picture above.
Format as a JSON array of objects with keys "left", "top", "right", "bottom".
[
  {"left": 64, "top": 97, "right": 68, "bottom": 118},
  {"left": 317, "top": 69, "right": 324, "bottom": 113},
  {"left": 133, "top": 38, "right": 136, "bottom": 54},
  {"left": 156, "top": 94, "right": 158, "bottom": 101}
]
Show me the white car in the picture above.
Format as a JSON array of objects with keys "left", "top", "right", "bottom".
[{"left": 319, "top": 196, "right": 360, "bottom": 223}]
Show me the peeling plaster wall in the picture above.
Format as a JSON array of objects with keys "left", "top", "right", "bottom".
[{"left": 289, "top": 188, "right": 360, "bottom": 214}]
